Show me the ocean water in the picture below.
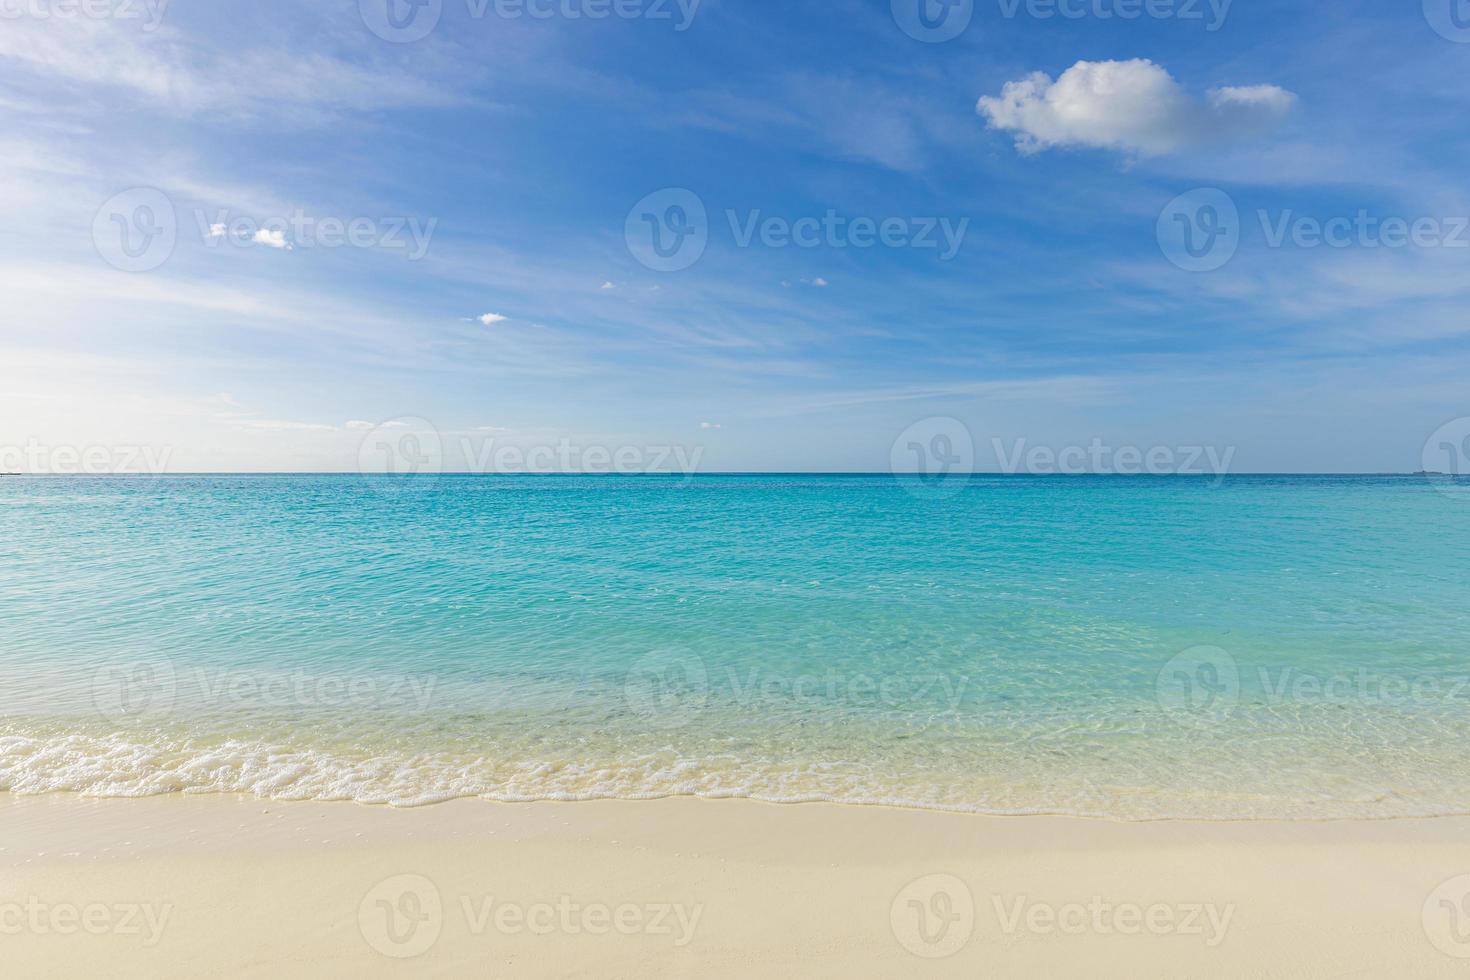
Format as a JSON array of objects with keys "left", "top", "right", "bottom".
[{"left": 2, "top": 474, "right": 1469, "bottom": 820}]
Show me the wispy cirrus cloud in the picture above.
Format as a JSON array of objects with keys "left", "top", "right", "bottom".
[{"left": 0, "top": 15, "right": 463, "bottom": 119}]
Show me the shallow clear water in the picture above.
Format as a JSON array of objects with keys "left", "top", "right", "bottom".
[{"left": 2, "top": 474, "right": 1468, "bottom": 818}]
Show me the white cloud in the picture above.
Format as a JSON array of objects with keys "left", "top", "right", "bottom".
[
  {"left": 345, "top": 420, "right": 375, "bottom": 430},
  {"left": 809, "top": 277, "right": 829, "bottom": 287},
  {"left": 231, "top": 418, "right": 337, "bottom": 432},
  {"left": 977, "top": 59, "right": 1295, "bottom": 157},
  {"left": 700, "top": 421, "right": 722, "bottom": 429},
  {"left": 478, "top": 313, "right": 508, "bottom": 325},
  {"left": 251, "top": 228, "right": 292, "bottom": 250},
  {"left": 600, "top": 281, "right": 616, "bottom": 289}
]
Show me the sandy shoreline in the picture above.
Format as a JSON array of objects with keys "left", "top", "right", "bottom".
[{"left": 4, "top": 793, "right": 1470, "bottom": 977}]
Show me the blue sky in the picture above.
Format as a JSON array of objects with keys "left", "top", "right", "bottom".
[{"left": 3, "top": 0, "right": 1469, "bottom": 472}]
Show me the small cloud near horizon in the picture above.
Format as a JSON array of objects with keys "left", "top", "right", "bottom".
[{"left": 252, "top": 228, "right": 293, "bottom": 250}]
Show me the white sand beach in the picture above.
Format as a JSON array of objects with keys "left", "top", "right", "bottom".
[{"left": 4, "top": 793, "right": 1470, "bottom": 977}]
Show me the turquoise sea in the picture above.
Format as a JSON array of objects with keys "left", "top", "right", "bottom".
[{"left": 2, "top": 474, "right": 1468, "bottom": 819}]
